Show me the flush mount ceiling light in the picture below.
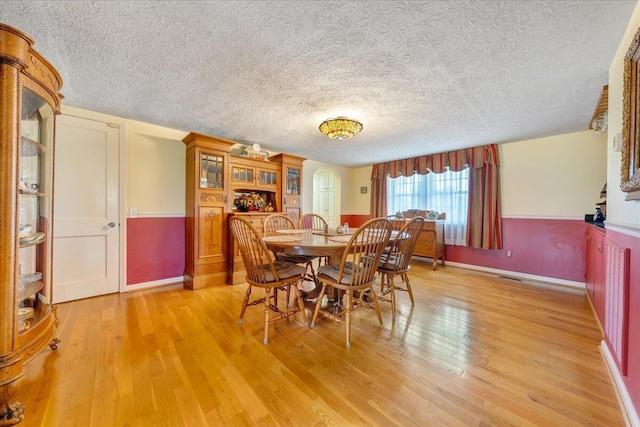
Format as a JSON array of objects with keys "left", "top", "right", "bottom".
[{"left": 319, "top": 116, "right": 363, "bottom": 140}]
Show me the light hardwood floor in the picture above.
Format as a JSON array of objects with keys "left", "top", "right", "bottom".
[{"left": 15, "top": 262, "right": 624, "bottom": 426}]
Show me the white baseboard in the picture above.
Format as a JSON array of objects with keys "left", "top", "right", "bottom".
[
  {"left": 125, "top": 276, "right": 184, "bottom": 292},
  {"left": 601, "top": 341, "right": 640, "bottom": 427},
  {"left": 443, "top": 260, "right": 585, "bottom": 289}
]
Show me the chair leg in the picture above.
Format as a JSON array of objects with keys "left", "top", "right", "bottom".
[
  {"left": 239, "top": 286, "right": 252, "bottom": 323},
  {"left": 285, "top": 284, "right": 290, "bottom": 308},
  {"left": 310, "top": 283, "right": 328, "bottom": 328},
  {"left": 307, "top": 261, "right": 319, "bottom": 287},
  {"left": 368, "top": 286, "right": 384, "bottom": 327},
  {"left": 292, "top": 281, "right": 308, "bottom": 326},
  {"left": 263, "top": 288, "right": 272, "bottom": 345},
  {"left": 345, "top": 290, "right": 352, "bottom": 348},
  {"left": 402, "top": 272, "right": 415, "bottom": 305},
  {"left": 389, "top": 275, "right": 397, "bottom": 320}
]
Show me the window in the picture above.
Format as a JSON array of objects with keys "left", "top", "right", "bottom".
[{"left": 387, "top": 168, "right": 469, "bottom": 245}]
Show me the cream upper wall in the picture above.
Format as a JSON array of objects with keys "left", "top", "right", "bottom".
[
  {"left": 607, "top": 0, "right": 640, "bottom": 230},
  {"left": 304, "top": 130, "right": 606, "bottom": 219},
  {"left": 348, "top": 166, "right": 372, "bottom": 214},
  {"left": 500, "top": 130, "right": 607, "bottom": 218},
  {"left": 126, "top": 121, "right": 187, "bottom": 216},
  {"left": 66, "top": 107, "right": 606, "bottom": 220}
]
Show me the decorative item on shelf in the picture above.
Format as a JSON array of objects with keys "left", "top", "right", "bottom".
[
  {"left": 18, "top": 320, "right": 30, "bottom": 334},
  {"left": 233, "top": 192, "right": 266, "bottom": 212},
  {"left": 19, "top": 272, "right": 42, "bottom": 287},
  {"left": 427, "top": 210, "right": 439, "bottom": 220},
  {"left": 246, "top": 143, "right": 270, "bottom": 161},
  {"left": 595, "top": 181, "right": 607, "bottom": 222},
  {"left": 594, "top": 206, "right": 606, "bottom": 227},
  {"left": 18, "top": 307, "right": 34, "bottom": 321},
  {"left": 19, "top": 224, "right": 32, "bottom": 236},
  {"left": 19, "top": 232, "right": 45, "bottom": 245},
  {"left": 264, "top": 202, "right": 274, "bottom": 212},
  {"left": 319, "top": 116, "right": 363, "bottom": 140}
]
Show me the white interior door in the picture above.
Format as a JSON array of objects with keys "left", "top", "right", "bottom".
[
  {"left": 313, "top": 169, "right": 340, "bottom": 228},
  {"left": 52, "top": 115, "right": 119, "bottom": 303}
]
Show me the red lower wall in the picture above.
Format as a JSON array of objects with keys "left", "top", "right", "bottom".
[
  {"left": 340, "top": 214, "right": 371, "bottom": 228},
  {"left": 127, "top": 217, "right": 185, "bottom": 285},
  {"left": 446, "top": 218, "right": 586, "bottom": 283},
  {"left": 606, "top": 229, "right": 640, "bottom": 413},
  {"left": 345, "top": 216, "right": 586, "bottom": 283}
]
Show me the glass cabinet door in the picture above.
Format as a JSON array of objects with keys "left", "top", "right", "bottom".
[
  {"left": 200, "top": 152, "right": 224, "bottom": 189},
  {"left": 18, "top": 87, "right": 54, "bottom": 330},
  {"left": 286, "top": 167, "right": 300, "bottom": 195},
  {"left": 258, "top": 169, "right": 277, "bottom": 186},
  {"left": 231, "top": 165, "right": 255, "bottom": 185}
]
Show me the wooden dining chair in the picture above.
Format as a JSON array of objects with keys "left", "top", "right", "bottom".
[
  {"left": 263, "top": 213, "right": 319, "bottom": 294},
  {"left": 386, "top": 215, "right": 405, "bottom": 232},
  {"left": 376, "top": 216, "right": 424, "bottom": 319},
  {"left": 299, "top": 213, "right": 327, "bottom": 232},
  {"left": 310, "top": 217, "right": 392, "bottom": 348},
  {"left": 229, "top": 216, "right": 308, "bottom": 344},
  {"left": 263, "top": 213, "right": 297, "bottom": 237},
  {"left": 299, "top": 213, "right": 329, "bottom": 266}
]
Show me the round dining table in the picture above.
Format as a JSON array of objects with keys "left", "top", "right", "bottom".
[
  {"left": 262, "top": 231, "right": 353, "bottom": 299},
  {"left": 262, "top": 232, "right": 351, "bottom": 263}
]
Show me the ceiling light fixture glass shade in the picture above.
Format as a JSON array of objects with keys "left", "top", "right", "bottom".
[
  {"left": 591, "top": 111, "right": 608, "bottom": 135},
  {"left": 319, "top": 116, "right": 363, "bottom": 140}
]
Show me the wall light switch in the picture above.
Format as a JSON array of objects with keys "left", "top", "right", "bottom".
[
  {"left": 613, "top": 133, "right": 623, "bottom": 152},
  {"left": 130, "top": 208, "right": 138, "bottom": 218}
]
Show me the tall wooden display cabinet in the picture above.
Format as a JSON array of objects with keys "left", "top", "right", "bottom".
[
  {"left": 0, "top": 24, "right": 63, "bottom": 424},
  {"left": 183, "top": 133, "right": 234, "bottom": 289}
]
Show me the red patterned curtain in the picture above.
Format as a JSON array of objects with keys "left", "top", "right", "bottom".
[{"left": 370, "top": 144, "right": 503, "bottom": 249}]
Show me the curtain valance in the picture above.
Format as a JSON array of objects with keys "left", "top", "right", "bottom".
[{"left": 371, "top": 144, "right": 500, "bottom": 180}]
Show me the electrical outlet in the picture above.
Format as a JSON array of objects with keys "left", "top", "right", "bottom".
[
  {"left": 506, "top": 250, "right": 512, "bottom": 258},
  {"left": 130, "top": 207, "right": 138, "bottom": 218}
]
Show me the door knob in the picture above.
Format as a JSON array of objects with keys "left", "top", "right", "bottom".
[{"left": 107, "top": 222, "right": 116, "bottom": 228}]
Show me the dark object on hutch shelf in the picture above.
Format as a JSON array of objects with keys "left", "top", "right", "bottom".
[{"left": 585, "top": 214, "right": 595, "bottom": 223}]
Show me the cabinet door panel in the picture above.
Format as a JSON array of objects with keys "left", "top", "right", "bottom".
[{"left": 198, "top": 206, "right": 225, "bottom": 260}]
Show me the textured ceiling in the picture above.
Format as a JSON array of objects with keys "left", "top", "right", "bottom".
[{"left": 2, "top": 1, "right": 636, "bottom": 167}]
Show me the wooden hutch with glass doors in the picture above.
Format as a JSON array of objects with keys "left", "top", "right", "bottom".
[
  {"left": 0, "top": 24, "right": 63, "bottom": 425},
  {"left": 182, "top": 132, "right": 305, "bottom": 287}
]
